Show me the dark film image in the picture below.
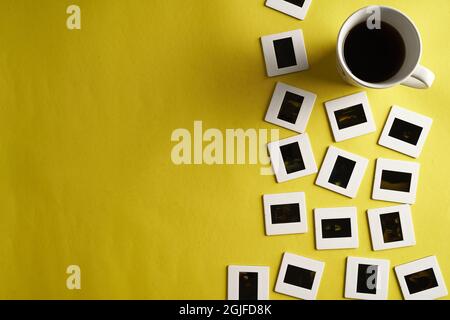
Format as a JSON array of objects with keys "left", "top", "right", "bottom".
[
  {"left": 356, "top": 264, "right": 378, "bottom": 294},
  {"left": 405, "top": 268, "right": 439, "bottom": 295},
  {"left": 280, "top": 142, "right": 306, "bottom": 174},
  {"left": 321, "top": 218, "right": 352, "bottom": 238},
  {"left": 285, "top": 0, "right": 306, "bottom": 8},
  {"left": 273, "top": 37, "right": 297, "bottom": 69},
  {"left": 284, "top": 264, "right": 316, "bottom": 290},
  {"left": 328, "top": 156, "right": 356, "bottom": 189},
  {"left": 380, "top": 212, "right": 404, "bottom": 243},
  {"left": 238, "top": 272, "right": 258, "bottom": 300},
  {"left": 271, "top": 203, "right": 301, "bottom": 224},
  {"left": 334, "top": 104, "right": 368, "bottom": 130},
  {"left": 277, "top": 91, "right": 304, "bottom": 124},
  {"left": 388, "top": 118, "right": 423, "bottom": 146},
  {"left": 380, "top": 170, "right": 412, "bottom": 192}
]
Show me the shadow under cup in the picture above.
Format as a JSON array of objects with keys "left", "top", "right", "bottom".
[{"left": 337, "top": 6, "right": 422, "bottom": 89}]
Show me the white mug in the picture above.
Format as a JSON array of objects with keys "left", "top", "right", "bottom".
[{"left": 337, "top": 6, "right": 435, "bottom": 89}]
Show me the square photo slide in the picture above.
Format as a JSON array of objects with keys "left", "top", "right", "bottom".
[
  {"left": 315, "top": 146, "right": 369, "bottom": 198},
  {"left": 367, "top": 204, "right": 416, "bottom": 251},
  {"left": 345, "top": 257, "right": 390, "bottom": 300},
  {"left": 314, "top": 207, "right": 359, "bottom": 250},
  {"left": 372, "top": 158, "right": 420, "bottom": 204},
  {"left": 395, "top": 256, "right": 448, "bottom": 300},
  {"left": 267, "top": 133, "right": 317, "bottom": 183},
  {"left": 227, "top": 265, "right": 270, "bottom": 300},
  {"left": 378, "top": 105, "right": 433, "bottom": 158},
  {"left": 265, "top": 82, "right": 317, "bottom": 133},
  {"left": 265, "top": 0, "right": 313, "bottom": 20},
  {"left": 262, "top": 192, "right": 307, "bottom": 236},
  {"left": 261, "top": 29, "right": 309, "bottom": 77},
  {"left": 325, "top": 92, "right": 376, "bottom": 142},
  {"left": 275, "top": 252, "right": 324, "bottom": 300}
]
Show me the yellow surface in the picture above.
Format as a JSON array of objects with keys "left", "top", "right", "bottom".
[{"left": 0, "top": 0, "right": 449, "bottom": 300}]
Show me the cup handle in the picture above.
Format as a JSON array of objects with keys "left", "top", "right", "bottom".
[{"left": 401, "top": 65, "right": 435, "bottom": 89}]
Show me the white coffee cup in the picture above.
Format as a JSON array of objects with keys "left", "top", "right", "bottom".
[{"left": 337, "top": 6, "right": 435, "bottom": 89}]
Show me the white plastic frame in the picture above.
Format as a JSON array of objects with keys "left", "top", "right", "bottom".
[
  {"left": 315, "top": 146, "right": 369, "bottom": 198},
  {"left": 275, "top": 252, "right": 325, "bottom": 300},
  {"left": 325, "top": 92, "right": 376, "bottom": 142},
  {"left": 367, "top": 204, "right": 416, "bottom": 251},
  {"left": 395, "top": 256, "right": 448, "bottom": 300},
  {"left": 267, "top": 133, "right": 317, "bottom": 183},
  {"left": 372, "top": 158, "right": 420, "bottom": 204},
  {"left": 227, "top": 265, "right": 270, "bottom": 300},
  {"left": 345, "top": 257, "right": 390, "bottom": 300},
  {"left": 265, "top": 0, "right": 313, "bottom": 20},
  {"left": 263, "top": 192, "right": 308, "bottom": 236},
  {"left": 261, "top": 29, "right": 309, "bottom": 77},
  {"left": 314, "top": 207, "right": 359, "bottom": 250},
  {"left": 265, "top": 82, "right": 317, "bottom": 133},
  {"left": 378, "top": 105, "right": 433, "bottom": 158}
]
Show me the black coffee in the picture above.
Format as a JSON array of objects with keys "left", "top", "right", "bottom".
[{"left": 344, "top": 21, "right": 406, "bottom": 83}]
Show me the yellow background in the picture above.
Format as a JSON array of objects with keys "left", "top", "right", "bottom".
[{"left": 0, "top": 0, "right": 449, "bottom": 300}]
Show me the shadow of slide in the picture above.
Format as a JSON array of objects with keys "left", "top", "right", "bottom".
[{"left": 306, "top": 46, "right": 348, "bottom": 88}]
